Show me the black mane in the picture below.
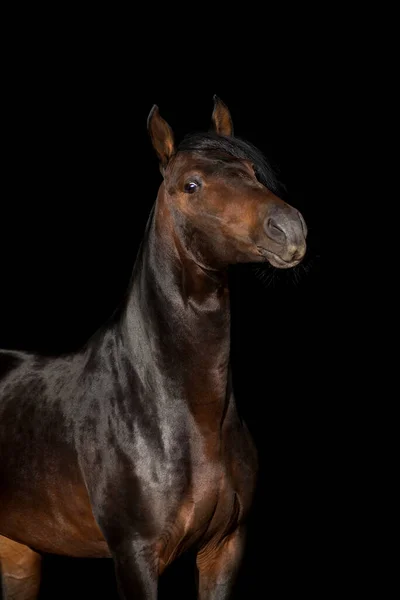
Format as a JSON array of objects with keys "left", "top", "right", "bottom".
[{"left": 177, "top": 132, "right": 286, "bottom": 196}]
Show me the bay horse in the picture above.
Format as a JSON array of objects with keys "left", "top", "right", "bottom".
[{"left": 0, "top": 96, "right": 307, "bottom": 599}]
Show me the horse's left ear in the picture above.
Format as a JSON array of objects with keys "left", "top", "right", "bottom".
[
  {"left": 147, "top": 105, "right": 175, "bottom": 172},
  {"left": 211, "top": 95, "right": 234, "bottom": 136}
]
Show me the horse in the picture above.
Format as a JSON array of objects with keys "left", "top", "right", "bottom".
[{"left": 0, "top": 96, "right": 307, "bottom": 599}]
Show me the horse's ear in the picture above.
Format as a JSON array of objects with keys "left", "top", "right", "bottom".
[
  {"left": 147, "top": 105, "right": 175, "bottom": 172},
  {"left": 211, "top": 95, "right": 234, "bottom": 136}
]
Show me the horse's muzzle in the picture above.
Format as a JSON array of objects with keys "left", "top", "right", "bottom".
[{"left": 261, "top": 207, "right": 307, "bottom": 267}]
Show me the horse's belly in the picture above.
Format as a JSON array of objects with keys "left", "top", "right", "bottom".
[{"left": 0, "top": 484, "right": 110, "bottom": 558}]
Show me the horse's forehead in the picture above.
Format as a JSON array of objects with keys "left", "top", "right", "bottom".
[{"left": 170, "top": 152, "right": 245, "bottom": 178}]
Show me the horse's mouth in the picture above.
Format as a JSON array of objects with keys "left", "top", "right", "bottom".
[{"left": 256, "top": 246, "right": 301, "bottom": 269}]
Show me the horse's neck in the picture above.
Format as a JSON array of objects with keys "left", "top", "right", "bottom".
[{"left": 120, "top": 201, "right": 231, "bottom": 415}]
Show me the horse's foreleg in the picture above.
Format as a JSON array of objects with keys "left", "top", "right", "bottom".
[
  {"left": 0, "top": 536, "right": 41, "bottom": 600},
  {"left": 196, "top": 527, "right": 245, "bottom": 600},
  {"left": 110, "top": 539, "right": 158, "bottom": 600}
]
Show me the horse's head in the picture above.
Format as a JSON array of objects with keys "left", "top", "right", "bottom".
[{"left": 147, "top": 96, "right": 307, "bottom": 270}]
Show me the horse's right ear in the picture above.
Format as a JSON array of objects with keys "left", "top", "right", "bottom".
[
  {"left": 147, "top": 105, "right": 175, "bottom": 173},
  {"left": 211, "top": 95, "right": 234, "bottom": 137}
]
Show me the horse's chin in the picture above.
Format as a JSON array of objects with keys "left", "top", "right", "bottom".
[{"left": 256, "top": 246, "right": 300, "bottom": 269}]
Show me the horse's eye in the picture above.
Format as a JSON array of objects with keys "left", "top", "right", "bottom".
[{"left": 184, "top": 181, "right": 200, "bottom": 194}]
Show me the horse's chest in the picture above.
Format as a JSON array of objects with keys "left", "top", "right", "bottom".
[
  {"left": 156, "top": 419, "right": 258, "bottom": 572},
  {"left": 157, "top": 460, "right": 237, "bottom": 571}
]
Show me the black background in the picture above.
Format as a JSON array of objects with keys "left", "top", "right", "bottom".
[{"left": 0, "top": 23, "right": 349, "bottom": 599}]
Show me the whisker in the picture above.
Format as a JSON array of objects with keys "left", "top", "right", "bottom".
[{"left": 251, "top": 247, "right": 320, "bottom": 290}]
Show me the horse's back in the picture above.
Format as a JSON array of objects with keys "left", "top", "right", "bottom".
[
  {"left": 0, "top": 346, "right": 87, "bottom": 410},
  {"left": 0, "top": 348, "right": 28, "bottom": 381},
  {"left": 0, "top": 348, "right": 77, "bottom": 434}
]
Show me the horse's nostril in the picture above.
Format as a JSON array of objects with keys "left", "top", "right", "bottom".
[{"left": 265, "top": 217, "right": 286, "bottom": 242}]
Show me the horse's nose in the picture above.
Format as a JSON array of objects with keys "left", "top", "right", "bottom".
[
  {"left": 297, "top": 210, "right": 308, "bottom": 238},
  {"left": 264, "top": 207, "right": 307, "bottom": 261}
]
